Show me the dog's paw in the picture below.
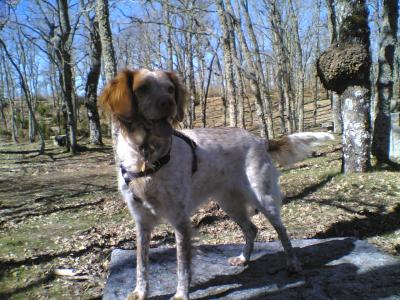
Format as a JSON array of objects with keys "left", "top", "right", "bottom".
[
  {"left": 170, "top": 295, "right": 189, "bottom": 300},
  {"left": 228, "top": 255, "right": 248, "bottom": 266},
  {"left": 286, "top": 256, "right": 302, "bottom": 273},
  {"left": 126, "top": 290, "right": 147, "bottom": 300}
]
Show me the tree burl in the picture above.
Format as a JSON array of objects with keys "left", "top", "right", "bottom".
[{"left": 317, "top": 43, "right": 370, "bottom": 94}]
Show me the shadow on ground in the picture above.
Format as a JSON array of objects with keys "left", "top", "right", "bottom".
[
  {"left": 314, "top": 204, "right": 400, "bottom": 241},
  {"left": 104, "top": 238, "right": 400, "bottom": 300}
]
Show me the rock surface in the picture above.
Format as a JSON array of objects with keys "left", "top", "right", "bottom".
[{"left": 103, "top": 238, "right": 400, "bottom": 300}]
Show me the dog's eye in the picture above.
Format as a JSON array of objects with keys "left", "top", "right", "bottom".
[
  {"left": 167, "top": 85, "right": 175, "bottom": 94},
  {"left": 137, "top": 84, "right": 148, "bottom": 94}
]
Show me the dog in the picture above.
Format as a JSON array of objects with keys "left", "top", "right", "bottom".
[{"left": 100, "top": 69, "right": 334, "bottom": 300}]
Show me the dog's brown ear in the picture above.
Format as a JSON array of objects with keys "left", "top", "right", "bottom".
[
  {"left": 166, "top": 72, "right": 187, "bottom": 123},
  {"left": 99, "top": 70, "right": 135, "bottom": 118}
]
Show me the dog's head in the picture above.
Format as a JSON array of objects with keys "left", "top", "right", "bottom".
[{"left": 100, "top": 69, "right": 186, "bottom": 138}]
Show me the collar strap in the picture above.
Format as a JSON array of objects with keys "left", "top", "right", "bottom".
[
  {"left": 120, "top": 130, "right": 197, "bottom": 185},
  {"left": 120, "top": 150, "right": 171, "bottom": 185},
  {"left": 173, "top": 130, "right": 197, "bottom": 173}
]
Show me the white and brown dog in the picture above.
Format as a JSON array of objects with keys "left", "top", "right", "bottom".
[{"left": 100, "top": 69, "right": 333, "bottom": 300}]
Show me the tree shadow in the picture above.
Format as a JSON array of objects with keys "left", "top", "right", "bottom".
[
  {"left": 139, "top": 238, "right": 400, "bottom": 300},
  {"left": 0, "top": 272, "right": 55, "bottom": 299},
  {"left": 306, "top": 197, "right": 386, "bottom": 215},
  {"left": 0, "top": 234, "right": 134, "bottom": 278},
  {"left": 75, "top": 145, "right": 113, "bottom": 154},
  {"left": 313, "top": 203, "right": 400, "bottom": 241},
  {"left": 283, "top": 173, "right": 339, "bottom": 204},
  {"left": 0, "top": 149, "right": 40, "bottom": 155},
  {"left": 0, "top": 198, "right": 106, "bottom": 226}
]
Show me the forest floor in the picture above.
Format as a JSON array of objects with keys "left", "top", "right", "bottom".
[{"left": 1, "top": 121, "right": 400, "bottom": 299}]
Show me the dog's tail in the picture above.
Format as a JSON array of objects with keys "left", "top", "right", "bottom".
[{"left": 267, "top": 132, "right": 335, "bottom": 167}]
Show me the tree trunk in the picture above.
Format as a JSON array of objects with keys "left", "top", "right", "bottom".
[
  {"left": 216, "top": 56, "right": 228, "bottom": 127},
  {"left": 289, "top": 0, "right": 305, "bottom": 132},
  {"left": 393, "top": 46, "right": 400, "bottom": 103},
  {"left": 0, "top": 68, "right": 7, "bottom": 130},
  {"left": 9, "top": 100, "right": 18, "bottom": 143},
  {"left": 313, "top": 0, "right": 322, "bottom": 127},
  {"left": 215, "top": 0, "right": 237, "bottom": 127},
  {"left": 28, "top": 108, "right": 35, "bottom": 142},
  {"left": 241, "top": 0, "right": 274, "bottom": 137},
  {"left": 231, "top": 0, "right": 268, "bottom": 136},
  {"left": 224, "top": 0, "right": 245, "bottom": 128},
  {"left": 326, "top": 0, "right": 338, "bottom": 44},
  {"left": 332, "top": 92, "right": 343, "bottom": 133},
  {"left": 270, "top": 1, "right": 293, "bottom": 133},
  {"left": 82, "top": 2, "right": 103, "bottom": 146},
  {"left": 317, "top": 0, "right": 372, "bottom": 173},
  {"left": 326, "top": 0, "right": 343, "bottom": 133},
  {"left": 341, "top": 86, "right": 371, "bottom": 172},
  {"left": 274, "top": 67, "right": 286, "bottom": 134},
  {"left": 96, "top": 0, "right": 117, "bottom": 82},
  {"left": 372, "top": 0, "right": 398, "bottom": 164},
  {"left": 2, "top": 55, "right": 18, "bottom": 142},
  {"left": 162, "top": 2, "right": 173, "bottom": 71},
  {"left": 313, "top": 67, "right": 319, "bottom": 127},
  {"left": 201, "top": 50, "right": 216, "bottom": 128},
  {"left": 96, "top": 0, "right": 118, "bottom": 153},
  {"left": 56, "top": 0, "right": 77, "bottom": 153}
]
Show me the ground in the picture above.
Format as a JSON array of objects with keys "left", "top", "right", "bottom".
[{"left": 1, "top": 133, "right": 399, "bottom": 300}]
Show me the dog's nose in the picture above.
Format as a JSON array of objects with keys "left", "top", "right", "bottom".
[{"left": 158, "top": 98, "right": 173, "bottom": 111}]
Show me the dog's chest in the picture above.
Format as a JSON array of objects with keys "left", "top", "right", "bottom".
[{"left": 129, "top": 175, "right": 182, "bottom": 216}]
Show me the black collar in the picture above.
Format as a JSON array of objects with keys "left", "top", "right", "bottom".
[{"left": 120, "top": 130, "right": 197, "bottom": 185}]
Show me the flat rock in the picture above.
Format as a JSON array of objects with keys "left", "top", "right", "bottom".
[{"left": 103, "top": 238, "right": 400, "bottom": 300}]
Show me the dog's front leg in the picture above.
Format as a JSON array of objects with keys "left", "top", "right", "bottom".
[
  {"left": 171, "top": 222, "right": 191, "bottom": 300},
  {"left": 126, "top": 222, "right": 151, "bottom": 300}
]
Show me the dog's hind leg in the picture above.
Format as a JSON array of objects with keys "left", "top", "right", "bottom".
[
  {"left": 216, "top": 191, "right": 258, "bottom": 266},
  {"left": 245, "top": 162, "right": 302, "bottom": 272},
  {"left": 257, "top": 201, "right": 302, "bottom": 272}
]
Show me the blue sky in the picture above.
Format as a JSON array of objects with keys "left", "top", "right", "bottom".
[{"left": 1, "top": 0, "right": 394, "bottom": 97}]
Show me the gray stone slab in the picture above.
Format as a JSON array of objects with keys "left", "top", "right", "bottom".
[{"left": 103, "top": 238, "right": 400, "bottom": 300}]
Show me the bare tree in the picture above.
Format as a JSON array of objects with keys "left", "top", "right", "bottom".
[
  {"left": 241, "top": 0, "right": 274, "bottom": 137},
  {"left": 96, "top": 0, "right": 117, "bottom": 81},
  {"left": 0, "top": 38, "right": 45, "bottom": 153},
  {"left": 96, "top": 0, "right": 118, "bottom": 154},
  {"left": 1, "top": 54, "right": 18, "bottom": 142},
  {"left": 81, "top": 0, "right": 103, "bottom": 145},
  {"left": 52, "top": 0, "right": 79, "bottom": 153},
  {"left": 268, "top": 0, "right": 295, "bottom": 133},
  {"left": 288, "top": 0, "right": 305, "bottom": 132},
  {"left": 326, "top": 0, "right": 342, "bottom": 134},
  {"left": 372, "top": 0, "right": 399, "bottom": 166},
  {"left": 215, "top": 0, "right": 238, "bottom": 127},
  {"left": 162, "top": 2, "right": 174, "bottom": 71}
]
